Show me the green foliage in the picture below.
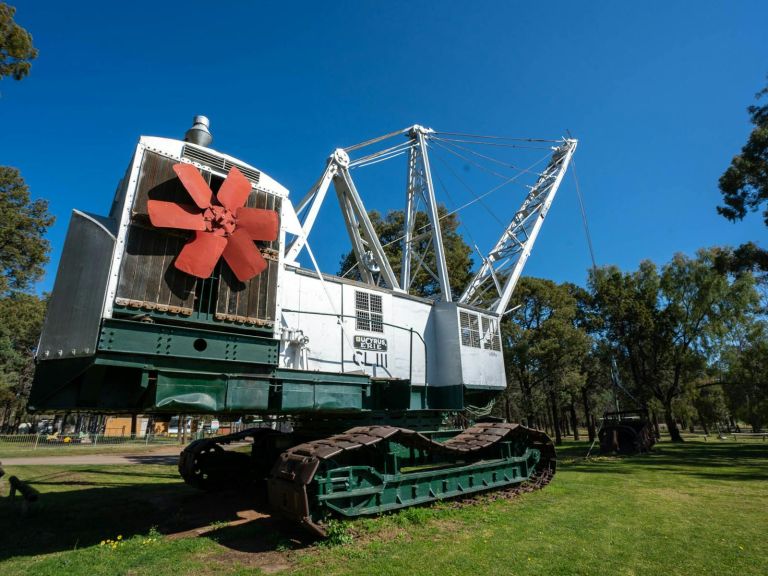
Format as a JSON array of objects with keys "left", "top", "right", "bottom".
[
  {"left": 690, "top": 384, "right": 729, "bottom": 432},
  {"left": 323, "top": 519, "right": 354, "bottom": 546},
  {"left": 718, "top": 79, "right": 768, "bottom": 226},
  {"left": 0, "top": 166, "right": 54, "bottom": 295},
  {"left": 717, "top": 79, "right": 768, "bottom": 274},
  {"left": 337, "top": 206, "right": 473, "bottom": 298},
  {"left": 590, "top": 248, "right": 760, "bottom": 441},
  {"left": 723, "top": 323, "right": 768, "bottom": 432},
  {"left": 0, "top": 3, "right": 37, "bottom": 81},
  {"left": 0, "top": 167, "right": 49, "bottom": 424},
  {"left": 0, "top": 291, "right": 47, "bottom": 426},
  {"left": 501, "top": 277, "right": 591, "bottom": 437}
]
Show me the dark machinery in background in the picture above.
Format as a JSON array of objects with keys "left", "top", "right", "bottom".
[
  {"left": 30, "top": 117, "right": 577, "bottom": 535},
  {"left": 598, "top": 359, "right": 656, "bottom": 455},
  {"left": 598, "top": 410, "right": 656, "bottom": 454}
]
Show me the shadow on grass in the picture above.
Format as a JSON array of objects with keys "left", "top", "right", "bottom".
[
  {"left": 124, "top": 455, "right": 181, "bottom": 465},
  {"left": 558, "top": 441, "right": 768, "bottom": 482},
  {"left": 0, "top": 471, "right": 314, "bottom": 561}
]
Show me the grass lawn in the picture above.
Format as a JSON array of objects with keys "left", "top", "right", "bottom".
[{"left": 0, "top": 439, "right": 766, "bottom": 575}]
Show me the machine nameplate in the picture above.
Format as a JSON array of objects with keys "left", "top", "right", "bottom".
[{"left": 354, "top": 336, "right": 388, "bottom": 351}]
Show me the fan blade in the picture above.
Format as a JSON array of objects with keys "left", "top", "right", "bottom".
[
  {"left": 173, "top": 163, "right": 214, "bottom": 209},
  {"left": 175, "top": 231, "right": 227, "bottom": 279},
  {"left": 222, "top": 228, "right": 267, "bottom": 282},
  {"left": 147, "top": 200, "right": 206, "bottom": 230},
  {"left": 236, "top": 207, "right": 279, "bottom": 241},
  {"left": 216, "top": 166, "right": 252, "bottom": 211}
]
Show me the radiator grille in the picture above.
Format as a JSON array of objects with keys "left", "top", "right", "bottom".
[
  {"left": 182, "top": 145, "right": 261, "bottom": 185},
  {"left": 115, "top": 150, "right": 279, "bottom": 326}
]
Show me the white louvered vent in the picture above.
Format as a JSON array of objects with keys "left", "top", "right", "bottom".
[
  {"left": 355, "top": 291, "right": 383, "bottom": 333},
  {"left": 459, "top": 310, "right": 481, "bottom": 348},
  {"left": 182, "top": 145, "right": 261, "bottom": 185},
  {"left": 481, "top": 316, "right": 502, "bottom": 351}
]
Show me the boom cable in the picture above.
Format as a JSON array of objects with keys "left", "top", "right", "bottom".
[{"left": 571, "top": 158, "right": 598, "bottom": 272}]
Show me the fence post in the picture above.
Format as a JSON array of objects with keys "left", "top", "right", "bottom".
[{"left": 34, "top": 434, "right": 40, "bottom": 450}]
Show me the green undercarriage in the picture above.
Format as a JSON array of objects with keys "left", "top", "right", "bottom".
[
  {"left": 315, "top": 446, "right": 541, "bottom": 519},
  {"left": 29, "top": 317, "right": 475, "bottom": 418}
]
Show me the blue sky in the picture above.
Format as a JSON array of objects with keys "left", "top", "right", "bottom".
[{"left": 2, "top": 1, "right": 766, "bottom": 293}]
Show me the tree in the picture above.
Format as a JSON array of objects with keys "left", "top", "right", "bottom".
[
  {"left": 500, "top": 277, "right": 591, "bottom": 444},
  {"left": 0, "top": 3, "right": 37, "bottom": 81},
  {"left": 722, "top": 322, "right": 768, "bottom": 433},
  {"left": 337, "top": 206, "right": 473, "bottom": 298},
  {"left": 0, "top": 167, "right": 53, "bottom": 428},
  {"left": 0, "top": 292, "right": 47, "bottom": 429},
  {"left": 713, "top": 242, "right": 768, "bottom": 312},
  {"left": 717, "top": 78, "right": 768, "bottom": 271},
  {"left": 690, "top": 383, "right": 729, "bottom": 435},
  {"left": 0, "top": 167, "right": 54, "bottom": 295},
  {"left": 590, "top": 249, "right": 759, "bottom": 442}
]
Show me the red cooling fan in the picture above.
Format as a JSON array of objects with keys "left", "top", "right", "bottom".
[{"left": 147, "top": 163, "right": 279, "bottom": 282}]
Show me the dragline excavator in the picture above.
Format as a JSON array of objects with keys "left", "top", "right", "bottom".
[{"left": 30, "top": 116, "right": 577, "bottom": 535}]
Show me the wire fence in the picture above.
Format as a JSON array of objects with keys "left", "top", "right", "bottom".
[
  {"left": 695, "top": 432, "right": 768, "bottom": 442},
  {"left": 0, "top": 433, "right": 198, "bottom": 450}
]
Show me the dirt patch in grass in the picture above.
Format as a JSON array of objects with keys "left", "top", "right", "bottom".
[{"left": 196, "top": 546, "right": 293, "bottom": 575}]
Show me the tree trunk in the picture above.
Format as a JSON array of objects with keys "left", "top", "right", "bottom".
[
  {"left": 569, "top": 401, "right": 580, "bottom": 441},
  {"left": 549, "top": 391, "right": 562, "bottom": 445},
  {"left": 651, "top": 410, "right": 661, "bottom": 439},
  {"left": 582, "top": 388, "right": 595, "bottom": 442},
  {"left": 663, "top": 401, "right": 684, "bottom": 442},
  {"left": 179, "top": 414, "right": 186, "bottom": 444},
  {"left": 519, "top": 380, "right": 535, "bottom": 429},
  {"left": 130, "top": 413, "right": 138, "bottom": 438}
]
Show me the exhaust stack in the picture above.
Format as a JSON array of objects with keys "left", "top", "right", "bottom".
[{"left": 184, "top": 115, "right": 212, "bottom": 147}]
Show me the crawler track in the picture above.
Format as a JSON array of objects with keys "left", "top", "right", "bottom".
[
  {"left": 179, "top": 428, "right": 275, "bottom": 491},
  {"left": 268, "top": 422, "right": 555, "bottom": 536}
]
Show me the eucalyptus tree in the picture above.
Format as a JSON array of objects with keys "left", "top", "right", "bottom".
[
  {"left": 0, "top": 292, "right": 46, "bottom": 429},
  {"left": 502, "top": 277, "right": 591, "bottom": 444},
  {"left": 722, "top": 322, "right": 768, "bottom": 432},
  {"left": 590, "top": 249, "right": 759, "bottom": 442}
]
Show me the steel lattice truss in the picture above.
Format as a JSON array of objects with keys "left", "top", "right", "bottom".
[
  {"left": 458, "top": 139, "right": 577, "bottom": 313},
  {"left": 286, "top": 126, "right": 577, "bottom": 316}
]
